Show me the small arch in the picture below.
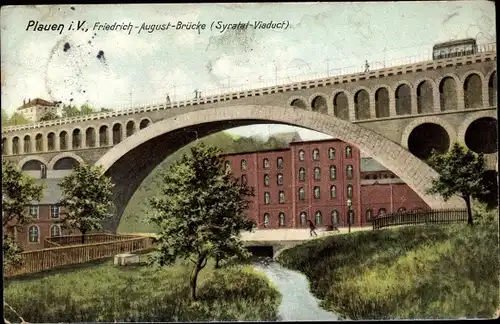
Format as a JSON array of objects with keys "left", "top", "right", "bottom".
[
  {"left": 50, "top": 224, "right": 61, "bottom": 237},
  {"left": 112, "top": 123, "right": 123, "bottom": 145},
  {"left": 331, "top": 209, "right": 340, "bottom": 225},
  {"left": 417, "top": 80, "right": 434, "bottom": 114},
  {"left": 34, "top": 133, "right": 44, "bottom": 152},
  {"left": 72, "top": 128, "right": 82, "bottom": 149},
  {"left": 298, "top": 167, "right": 306, "bottom": 181},
  {"left": 288, "top": 96, "right": 308, "bottom": 109},
  {"left": 85, "top": 127, "right": 96, "bottom": 148},
  {"left": 298, "top": 149, "right": 305, "bottom": 161},
  {"left": 488, "top": 71, "right": 497, "bottom": 107},
  {"left": 354, "top": 89, "right": 370, "bottom": 120},
  {"left": 374, "top": 87, "right": 390, "bottom": 118},
  {"left": 28, "top": 225, "right": 40, "bottom": 243},
  {"left": 126, "top": 120, "right": 136, "bottom": 137},
  {"left": 439, "top": 76, "right": 458, "bottom": 111},
  {"left": 365, "top": 209, "right": 373, "bottom": 222},
  {"left": 463, "top": 73, "right": 483, "bottom": 109},
  {"left": 23, "top": 135, "right": 31, "bottom": 153},
  {"left": 59, "top": 130, "right": 68, "bottom": 150},
  {"left": 264, "top": 174, "right": 270, "bottom": 186},
  {"left": 298, "top": 187, "right": 305, "bottom": 200},
  {"left": 49, "top": 152, "right": 85, "bottom": 170},
  {"left": 299, "top": 212, "right": 307, "bottom": 227},
  {"left": 395, "top": 84, "right": 412, "bottom": 116},
  {"left": 330, "top": 185, "right": 337, "bottom": 198},
  {"left": 18, "top": 157, "right": 48, "bottom": 171},
  {"left": 312, "top": 148, "right": 320, "bottom": 161},
  {"left": 279, "top": 212, "right": 285, "bottom": 227},
  {"left": 332, "top": 91, "right": 349, "bottom": 120},
  {"left": 99, "top": 125, "right": 109, "bottom": 147},
  {"left": 310, "top": 94, "right": 328, "bottom": 113},
  {"left": 314, "top": 211, "right": 322, "bottom": 226},
  {"left": 47, "top": 132, "right": 56, "bottom": 151},
  {"left": 12, "top": 137, "right": 20, "bottom": 155},
  {"left": 139, "top": 118, "right": 151, "bottom": 129}
]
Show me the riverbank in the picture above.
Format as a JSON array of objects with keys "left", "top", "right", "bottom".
[
  {"left": 277, "top": 208, "right": 499, "bottom": 320},
  {"left": 4, "top": 255, "right": 281, "bottom": 322}
]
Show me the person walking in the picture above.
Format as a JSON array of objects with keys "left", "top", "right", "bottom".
[{"left": 308, "top": 220, "right": 318, "bottom": 237}]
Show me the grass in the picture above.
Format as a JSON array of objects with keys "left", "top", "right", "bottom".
[
  {"left": 277, "top": 206, "right": 499, "bottom": 320},
  {"left": 3, "top": 254, "right": 282, "bottom": 322}
]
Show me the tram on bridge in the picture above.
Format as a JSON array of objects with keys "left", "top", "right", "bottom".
[{"left": 432, "top": 38, "right": 478, "bottom": 60}]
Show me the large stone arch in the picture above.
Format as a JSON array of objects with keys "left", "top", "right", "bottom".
[
  {"left": 95, "top": 105, "right": 464, "bottom": 232},
  {"left": 48, "top": 152, "right": 85, "bottom": 170},
  {"left": 457, "top": 110, "right": 498, "bottom": 144},
  {"left": 17, "top": 156, "right": 50, "bottom": 170},
  {"left": 400, "top": 117, "right": 457, "bottom": 149}
]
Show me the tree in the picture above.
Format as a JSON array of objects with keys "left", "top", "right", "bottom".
[
  {"left": 2, "top": 160, "right": 44, "bottom": 264},
  {"left": 148, "top": 142, "right": 255, "bottom": 300},
  {"left": 6, "top": 112, "right": 29, "bottom": 126},
  {"left": 61, "top": 104, "right": 80, "bottom": 117},
  {"left": 80, "top": 103, "right": 93, "bottom": 114},
  {"left": 426, "top": 143, "right": 489, "bottom": 226},
  {"left": 39, "top": 111, "right": 60, "bottom": 121},
  {"left": 1, "top": 108, "right": 9, "bottom": 126},
  {"left": 58, "top": 164, "right": 115, "bottom": 244}
]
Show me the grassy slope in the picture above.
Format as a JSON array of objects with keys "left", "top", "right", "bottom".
[
  {"left": 277, "top": 207, "right": 499, "bottom": 320},
  {"left": 4, "top": 255, "right": 281, "bottom": 322}
]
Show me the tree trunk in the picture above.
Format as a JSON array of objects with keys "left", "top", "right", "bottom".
[
  {"left": 465, "top": 195, "right": 474, "bottom": 226},
  {"left": 81, "top": 231, "right": 86, "bottom": 244},
  {"left": 215, "top": 255, "right": 220, "bottom": 269},
  {"left": 190, "top": 256, "right": 207, "bottom": 301}
]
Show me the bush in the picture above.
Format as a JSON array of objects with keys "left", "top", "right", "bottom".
[{"left": 278, "top": 208, "right": 499, "bottom": 320}]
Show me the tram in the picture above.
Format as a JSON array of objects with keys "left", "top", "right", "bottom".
[{"left": 432, "top": 38, "right": 478, "bottom": 60}]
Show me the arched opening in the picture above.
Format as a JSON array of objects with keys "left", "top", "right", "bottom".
[
  {"left": 488, "top": 71, "right": 497, "bottom": 107},
  {"left": 2, "top": 137, "right": 7, "bottom": 155},
  {"left": 374, "top": 87, "right": 389, "bottom": 118},
  {"left": 59, "top": 131, "right": 68, "bottom": 150},
  {"left": 354, "top": 90, "right": 370, "bottom": 120},
  {"left": 12, "top": 137, "right": 20, "bottom": 155},
  {"left": 85, "top": 127, "right": 96, "bottom": 148},
  {"left": 113, "top": 123, "right": 122, "bottom": 144},
  {"left": 464, "top": 117, "right": 498, "bottom": 153},
  {"left": 311, "top": 95, "right": 327, "bottom": 113},
  {"left": 475, "top": 170, "right": 499, "bottom": 209},
  {"left": 47, "top": 132, "right": 55, "bottom": 151},
  {"left": 21, "top": 160, "right": 46, "bottom": 171},
  {"left": 99, "top": 125, "right": 109, "bottom": 146},
  {"left": 23, "top": 135, "right": 31, "bottom": 153},
  {"left": 35, "top": 134, "right": 43, "bottom": 152},
  {"left": 126, "top": 121, "right": 136, "bottom": 137},
  {"left": 463, "top": 74, "right": 483, "bottom": 109},
  {"left": 139, "top": 119, "right": 150, "bottom": 129},
  {"left": 417, "top": 80, "right": 434, "bottom": 114},
  {"left": 395, "top": 84, "right": 412, "bottom": 115},
  {"left": 333, "top": 92, "right": 349, "bottom": 120},
  {"left": 408, "top": 123, "right": 450, "bottom": 160},
  {"left": 53, "top": 157, "right": 80, "bottom": 170},
  {"left": 72, "top": 129, "right": 82, "bottom": 149},
  {"left": 290, "top": 99, "right": 306, "bottom": 109},
  {"left": 439, "top": 77, "right": 457, "bottom": 111}
]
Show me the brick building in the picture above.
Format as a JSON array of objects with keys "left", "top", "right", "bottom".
[
  {"left": 16, "top": 98, "right": 61, "bottom": 123},
  {"left": 223, "top": 138, "right": 429, "bottom": 229}
]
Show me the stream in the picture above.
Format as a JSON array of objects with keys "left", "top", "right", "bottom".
[{"left": 252, "top": 257, "right": 341, "bottom": 321}]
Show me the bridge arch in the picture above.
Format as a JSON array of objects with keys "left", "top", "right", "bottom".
[
  {"left": 71, "top": 127, "right": 83, "bottom": 149},
  {"left": 352, "top": 86, "right": 372, "bottom": 120},
  {"left": 22, "top": 134, "right": 32, "bottom": 154},
  {"left": 98, "top": 123, "right": 110, "bottom": 147},
  {"left": 486, "top": 70, "right": 497, "bottom": 107},
  {"left": 457, "top": 110, "right": 498, "bottom": 154},
  {"left": 394, "top": 81, "right": 414, "bottom": 116},
  {"left": 331, "top": 89, "right": 351, "bottom": 121},
  {"left": 112, "top": 122, "right": 124, "bottom": 144},
  {"left": 308, "top": 92, "right": 329, "bottom": 114},
  {"left": 125, "top": 119, "right": 137, "bottom": 137},
  {"left": 462, "top": 70, "right": 485, "bottom": 110},
  {"left": 374, "top": 84, "right": 392, "bottom": 118},
  {"left": 287, "top": 96, "right": 308, "bottom": 110},
  {"left": 95, "top": 105, "right": 464, "bottom": 232},
  {"left": 58, "top": 129, "right": 70, "bottom": 150},
  {"left": 414, "top": 77, "right": 437, "bottom": 114},
  {"left": 436, "top": 73, "right": 460, "bottom": 112},
  {"left": 17, "top": 156, "right": 49, "bottom": 171},
  {"left": 401, "top": 116, "right": 457, "bottom": 151},
  {"left": 85, "top": 126, "right": 97, "bottom": 148},
  {"left": 48, "top": 152, "right": 85, "bottom": 170},
  {"left": 139, "top": 118, "right": 152, "bottom": 130}
]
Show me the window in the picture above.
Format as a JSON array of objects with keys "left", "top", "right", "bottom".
[
  {"left": 345, "top": 146, "right": 352, "bottom": 158},
  {"left": 331, "top": 209, "right": 339, "bottom": 225},
  {"left": 51, "top": 205, "right": 60, "bottom": 218},
  {"left": 378, "top": 208, "right": 386, "bottom": 217},
  {"left": 328, "top": 147, "right": 335, "bottom": 160},
  {"left": 50, "top": 225, "right": 61, "bottom": 237},
  {"left": 346, "top": 165, "right": 354, "bottom": 179},
  {"left": 277, "top": 173, "right": 284, "bottom": 185},
  {"left": 241, "top": 175, "right": 248, "bottom": 185},
  {"left": 300, "top": 212, "right": 307, "bottom": 227},
  {"left": 264, "top": 213, "right": 270, "bottom": 228},
  {"left": 298, "top": 187, "right": 305, "bottom": 200},
  {"left": 312, "top": 148, "right": 320, "bottom": 161},
  {"left": 241, "top": 159, "right": 247, "bottom": 170},
  {"left": 279, "top": 191, "right": 285, "bottom": 204},
  {"left": 299, "top": 150, "right": 305, "bottom": 161},
  {"left": 28, "top": 225, "right": 39, "bottom": 243},
  {"left": 277, "top": 157, "right": 284, "bottom": 169},
  {"left": 346, "top": 184, "right": 353, "bottom": 199},
  {"left": 314, "top": 186, "right": 320, "bottom": 199},
  {"left": 314, "top": 167, "right": 321, "bottom": 180},
  {"left": 299, "top": 168, "right": 306, "bottom": 181},
  {"left": 366, "top": 209, "right": 373, "bottom": 222},
  {"left": 330, "top": 165, "right": 337, "bottom": 180},
  {"left": 315, "top": 211, "right": 322, "bottom": 226},
  {"left": 397, "top": 207, "right": 407, "bottom": 213},
  {"left": 330, "top": 185, "right": 337, "bottom": 198},
  {"left": 279, "top": 212, "right": 285, "bottom": 227},
  {"left": 264, "top": 192, "right": 270, "bottom": 204},
  {"left": 264, "top": 174, "right": 270, "bottom": 186},
  {"left": 263, "top": 158, "right": 270, "bottom": 169},
  {"left": 29, "top": 205, "right": 39, "bottom": 218}
]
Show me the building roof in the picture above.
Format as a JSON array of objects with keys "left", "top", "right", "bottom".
[
  {"left": 17, "top": 98, "right": 58, "bottom": 110},
  {"left": 360, "top": 157, "right": 389, "bottom": 172},
  {"left": 272, "top": 131, "right": 302, "bottom": 145},
  {"left": 32, "top": 178, "right": 63, "bottom": 204}
]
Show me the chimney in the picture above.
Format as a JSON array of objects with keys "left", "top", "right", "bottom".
[
  {"left": 28, "top": 98, "right": 31, "bottom": 103},
  {"left": 23, "top": 99, "right": 26, "bottom": 105}
]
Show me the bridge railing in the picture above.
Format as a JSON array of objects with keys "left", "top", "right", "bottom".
[
  {"left": 2, "top": 42, "right": 496, "bottom": 132},
  {"left": 372, "top": 208, "right": 468, "bottom": 230}
]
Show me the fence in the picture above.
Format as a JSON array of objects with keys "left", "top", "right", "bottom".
[
  {"left": 43, "top": 233, "right": 134, "bottom": 248},
  {"left": 372, "top": 209, "right": 468, "bottom": 230},
  {"left": 5, "top": 236, "right": 154, "bottom": 278}
]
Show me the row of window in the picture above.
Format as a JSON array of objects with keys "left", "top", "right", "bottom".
[
  {"left": 229, "top": 146, "right": 354, "bottom": 171},
  {"left": 28, "top": 205, "right": 61, "bottom": 219},
  {"left": 27, "top": 224, "right": 61, "bottom": 243},
  {"left": 263, "top": 184, "right": 354, "bottom": 204}
]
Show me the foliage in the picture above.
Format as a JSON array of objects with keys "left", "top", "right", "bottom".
[
  {"left": 2, "top": 234, "right": 23, "bottom": 268},
  {"left": 58, "top": 164, "right": 115, "bottom": 244},
  {"left": 3, "top": 256, "right": 281, "bottom": 322},
  {"left": 426, "top": 143, "right": 488, "bottom": 225},
  {"left": 2, "top": 111, "right": 30, "bottom": 126},
  {"left": 148, "top": 142, "right": 255, "bottom": 300},
  {"left": 278, "top": 206, "right": 499, "bottom": 320},
  {"left": 39, "top": 111, "right": 60, "bottom": 121}
]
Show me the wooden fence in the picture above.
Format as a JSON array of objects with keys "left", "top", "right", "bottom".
[
  {"left": 372, "top": 209, "right": 468, "bottom": 230},
  {"left": 5, "top": 236, "right": 154, "bottom": 278},
  {"left": 44, "top": 233, "right": 132, "bottom": 248}
]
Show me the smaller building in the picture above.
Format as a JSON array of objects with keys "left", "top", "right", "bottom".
[{"left": 16, "top": 98, "right": 61, "bottom": 123}]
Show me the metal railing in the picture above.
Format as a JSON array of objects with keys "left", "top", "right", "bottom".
[{"left": 372, "top": 208, "right": 468, "bottom": 230}]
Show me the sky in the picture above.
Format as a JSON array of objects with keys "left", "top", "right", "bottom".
[{"left": 0, "top": 2, "right": 496, "bottom": 140}]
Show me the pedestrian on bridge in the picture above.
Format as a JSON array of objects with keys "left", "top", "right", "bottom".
[{"left": 308, "top": 220, "right": 318, "bottom": 237}]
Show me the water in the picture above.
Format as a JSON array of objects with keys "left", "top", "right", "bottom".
[{"left": 253, "top": 257, "right": 341, "bottom": 321}]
